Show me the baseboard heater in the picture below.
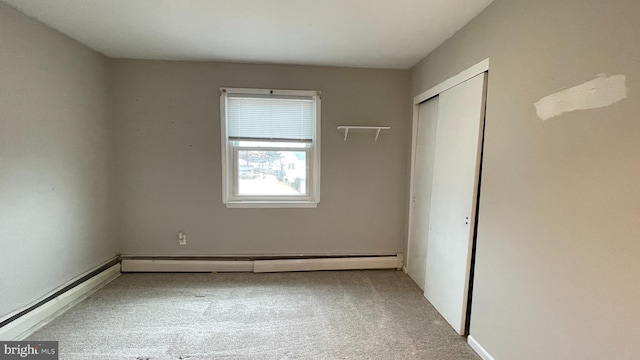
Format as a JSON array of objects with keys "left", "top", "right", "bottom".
[
  {"left": 0, "top": 259, "right": 121, "bottom": 341},
  {"left": 120, "top": 254, "right": 403, "bottom": 273}
]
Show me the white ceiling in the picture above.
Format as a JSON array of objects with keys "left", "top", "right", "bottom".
[{"left": 3, "top": 0, "right": 493, "bottom": 70}]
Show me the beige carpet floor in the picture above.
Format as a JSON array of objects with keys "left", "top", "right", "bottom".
[{"left": 27, "top": 270, "right": 480, "bottom": 360}]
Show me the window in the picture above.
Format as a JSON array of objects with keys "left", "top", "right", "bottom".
[{"left": 220, "top": 88, "right": 321, "bottom": 208}]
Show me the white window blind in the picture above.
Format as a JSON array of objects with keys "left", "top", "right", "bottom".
[{"left": 227, "top": 95, "right": 314, "bottom": 142}]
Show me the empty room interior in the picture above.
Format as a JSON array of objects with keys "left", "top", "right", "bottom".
[{"left": 1, "top": 0, "right": 638, "bottom": 359}]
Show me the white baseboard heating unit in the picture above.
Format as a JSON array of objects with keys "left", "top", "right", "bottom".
[
  {"left": 0, "top": 258, "right": 121, "bottom": 341},
  {"left": 120, "top": 254, "right": 404, "bottom": 273}
]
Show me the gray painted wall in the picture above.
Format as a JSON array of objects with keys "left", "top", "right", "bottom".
[
  {"left": 410, "top": 0, "right": 640, "bottom": 358},
  {"left": 112, "top": 60, "right": 410, "bottom": 256},
  {"left": 0, "top": 3, "right": 118, "bottom": 319}
]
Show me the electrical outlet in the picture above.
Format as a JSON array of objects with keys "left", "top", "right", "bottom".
[{"left": 178, "top": 232, "right": 187, "bottom": 245}]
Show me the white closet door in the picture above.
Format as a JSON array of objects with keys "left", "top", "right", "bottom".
[
  {"left": 424, "top": 73, "right": 487, "bottom": 335},
  {"left": 407, "top": 97, "right": 439, "bottom": 289}
]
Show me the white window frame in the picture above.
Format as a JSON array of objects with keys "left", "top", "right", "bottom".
[{"left": 220, "top": 88, "right": 321, "bottom": 208}]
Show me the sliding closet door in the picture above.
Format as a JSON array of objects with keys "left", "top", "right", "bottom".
[
  {"left": 424, "top": 73, "right": 487, "bottom": 335},
  {"left": 407, "top": 97, "right": 439, "bottom": 289}
]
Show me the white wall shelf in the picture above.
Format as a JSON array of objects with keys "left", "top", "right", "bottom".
[{"left": 337, "top": 126, "right": 391, "bottom": 141}]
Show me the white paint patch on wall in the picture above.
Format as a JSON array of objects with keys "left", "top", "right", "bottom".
[{"left": 534, "top": 74, "right": 627, "bottom": 121}]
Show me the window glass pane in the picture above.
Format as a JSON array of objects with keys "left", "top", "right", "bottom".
[{"left": 237, "top": 150, "right": 307, "bottom": 196}]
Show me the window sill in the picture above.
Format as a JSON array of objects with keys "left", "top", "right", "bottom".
[{"left": 224, "top": 201, "right": 318, "bottom": 209}]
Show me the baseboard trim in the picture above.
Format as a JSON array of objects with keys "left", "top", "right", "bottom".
[
  {"left": 0, "top": 264, "right": 121, "bottom": 340},
  {"left": 120, "top": 255, "right": 404, "bottom": 273},
  {"left": 121, "top": 259, "right": 254, "bottom": 273},
  {"left": 468, "top": 335, "right": 495, "bottom": 360},
  {"left": 254, "top": 255, "right": 401, "bottom": 273}
]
